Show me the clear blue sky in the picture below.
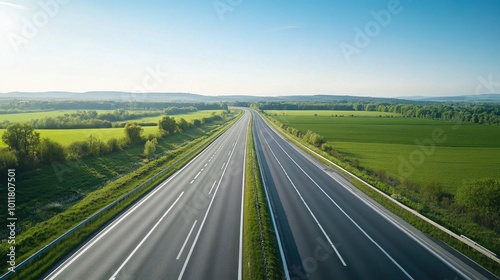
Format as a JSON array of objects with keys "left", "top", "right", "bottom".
[{"left": 0, "top": 0, "right": 499, "bottom": 97}]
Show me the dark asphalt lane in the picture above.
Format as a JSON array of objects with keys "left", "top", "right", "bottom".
[
  {"left": 252, "top": 110, "right": 497, "bottom": 280},
  {"left": 44, "top": 111, "right": 250, "bottom": 280}
]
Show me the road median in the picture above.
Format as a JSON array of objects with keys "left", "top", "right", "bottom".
[{"left": 243, "top": 114, "right": 285, "bottom": 280}]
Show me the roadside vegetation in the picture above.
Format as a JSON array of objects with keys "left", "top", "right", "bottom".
[
  {"left": 243, "top": 115, "right": 284, "bottom": 280},
  {"left": 258, "top": 106, "right": 500, "bottom": 277},
  {"left": 0, "top": 107, "right": 241, "bottom": 278}
]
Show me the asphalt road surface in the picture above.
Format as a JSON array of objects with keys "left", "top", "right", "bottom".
[
  {"left": 251, "top": 109, "right": 498, "bottom": 280},
  {"left": 44, "top": 111, "right": 250, "bottom": 280},
  {"left": 42, "top": 108, "right": 498, "bottom": 280}
]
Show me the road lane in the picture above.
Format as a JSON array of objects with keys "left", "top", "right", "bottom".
[
  {"left": 252, "top": 109, "right": 496, "bottom": 280},
  {"left": 44, "top": 111, "right": 250, "bottom": 280}
]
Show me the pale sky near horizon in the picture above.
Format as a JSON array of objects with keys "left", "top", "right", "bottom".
[{"left": 0, "top": 0, "right": 499, "bottom": 97}]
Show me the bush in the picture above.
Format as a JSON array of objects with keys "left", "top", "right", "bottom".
[
  {"left": 0, "top": 148, "right": 18, "bottom": 171},
  {"left": 124, "top": 123, "right": 144, "bottom": 144},
  {"left": 321, "top": 143, "right": 334, "bottom": 153},
  {"left": 303, "top": 130, "right": 325, "bottom": 147},
  {"left": 144, "top": 138, "right": 158, "bottom": 159},
  {"left": 456, "top": 178, "right": 500, "bottom": 229},
  {"left": 66, "top": 141, "right": 91, "bottom": 160},
  {"left": 107, "top": 138, "right": 120, "bottom": 153},
  {"left": 177, "top": 118, "right": 190, "bottom": 131},
  {"left": 192, "top": 119, "right": 202, "bottom": 127},
  {"left": 38, "top": 138, "right": 66, "bottom": 164}
]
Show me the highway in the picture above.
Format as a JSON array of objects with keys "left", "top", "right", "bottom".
[
  {"left": 251, "top": 110, "right": 498, "bottom": 280},
  {"left": 43, "top": 111, "right": 250, "bottom": 280}
]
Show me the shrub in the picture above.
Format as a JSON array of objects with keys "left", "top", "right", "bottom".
[
  {"left": 38, "top": 138, "right": 66, "bottom": 164},
  {"left": 107, "top": 138, "right": 120, "bottom": 153},
  {"left": 456, "top": 178, "right": 500, "bottom": 229},
  {"left": 124, "top": 123, "right": 144, "bottom": 144},
  {"left": 66, "top": 141, "right": 91, "bottom": 160},
  {"left": 0, "top": 148, "right": 18, "bottom": 171},
  {"left": 144, "top": 138, "right": 158, "bottom": 160}
]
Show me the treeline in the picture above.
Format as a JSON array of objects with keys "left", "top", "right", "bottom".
[
  {"left": 265, "top": 114, "right": 500, "bottom": 233},
  {"left": 375, "top": 103, "right": 500, "bottom": 125},
  {"left": 0, "top": 110, "right": 161, "bottom": 129},
  {"left": 0, "top": 112, "right": 229, "bottom": 172},
  {"left": 164, "top": 106, "right": 197, "bottom": 115},
  {"left": 253, "top": 101, "right": 500, "bottom": 125},
  {"left": 0, "top": 100, "right": 229, "bottom": 111}
]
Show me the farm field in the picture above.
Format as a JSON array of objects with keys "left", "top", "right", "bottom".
[
  {"left": 0, "top": 110, "right": 130, "bottom": 123},
  {"left": 132, "top": 110, "right": 225, "bottom": 123},
  {"left": 0, "top": 110, "right": 224, "bottom": 147},
  {"left": 267, "top": 110, "right": 500, "bottom": 190}
]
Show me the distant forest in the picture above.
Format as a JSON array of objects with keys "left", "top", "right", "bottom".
[
  {"left": 0, "top": 101, "right": 229, "bottom": 129},
  {"left": 252, "top": 101, "right": 500, "bottom": 125},
  {"left": 0, "top": 100, "right": 228, "bottom": 111}
]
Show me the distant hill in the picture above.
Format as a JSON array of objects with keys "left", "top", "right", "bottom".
[
  {"left": 0, "top": 92, "right": 418, "bottom": 103},
  {"left": 398, "top": 94, "right": 500, "bottom": 103},
  {"left": 1, "top": 91, "right": 498, "bottom": 103},
  {"left": 0, "top": 91, "right": 213, "bottom": 102}
]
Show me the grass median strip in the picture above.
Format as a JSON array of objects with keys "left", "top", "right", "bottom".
[
  {"left": 0, "top": 111, "right": 243, "bottom": 279},
  {"left": 243, "top": 114, "right": 284, "bottom": 280}
]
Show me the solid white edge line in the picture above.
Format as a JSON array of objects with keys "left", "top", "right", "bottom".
[
  {"left": 177, "top": 115, "right": 247, "bottom": 280},
  {"left": 262, "top": 134, "right": 347, "bottom": 267},
  {"left": 176, "top": 220, "right": 198, "bottom": 260},
  {"left": 45, "top": 117, "right": 240, "bottom": 280},
  {"left": 109, "top": 192, "right": 184, "bottom": 279}
]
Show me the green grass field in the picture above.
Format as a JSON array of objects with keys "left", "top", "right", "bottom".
[
  {"left": 0, "top": 110, "right": 225, "bottom": 147},
  {"left": 0, "top": 127, "right": 158, "bottom": 147},
  {"left": 131, "top": 110, "right": 224, "bottom": 123},
  {"left": 0, "top": 110, "right": 119, "bottom": 123},
  {"left": 267, "top": 110, "right": 500, "bottom": 190}
]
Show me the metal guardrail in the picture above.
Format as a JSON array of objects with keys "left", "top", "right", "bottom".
[{"left": 0, "top": 115, "right": 240, "bottom": 280}]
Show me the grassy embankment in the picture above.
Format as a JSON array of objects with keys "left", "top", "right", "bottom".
[
  {"left": 262, "top": 110, "right": 500, "bottom": 277},
  {"left": 0, "top": 110, "right": 242, "bottom": 279},
  {"left": 243, "top": 114, "right": 284, "bottom": 280}
]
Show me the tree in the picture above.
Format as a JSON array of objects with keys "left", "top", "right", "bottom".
[
  {"left": 456, "top": 178, "right": 500, "bottom": 228},
  {"left": 177, "top": 118, "right": 189, "bottom": 131},
  {"left": 192, "top": 119, "right": 202, "bottom": 127},
  {"left": 66, "top": 141, "right": 91, "bottom": 160},
  {"left": 0, "top": 148, "right": 18, "bottom": 171},
  {"left": 144, "top": 138, "right": 158, "bottom": 159},
  {"left": 124, "top": 122, "right": 143, "bottom": 144},
  {"left": 158, "top": 116, "right": 177, "bottom": 135},
  {"left": 2, "top": 123, "right": 40, "bottom": 165},
  {"left": 39, "top": 138, "right": 66, "bottom": 164}
]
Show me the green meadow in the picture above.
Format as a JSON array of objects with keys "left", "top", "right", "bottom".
[
  {"left": 267, "top": 110, "right": 500, "bottom": 190},
  {"left": 0, "top": 110, "right": 118, "bottom": 123},
  {"left": 0, "top": 110, "right": 224, "bottom": 147},
  {"left": 131, "top": 110, "right": 225, "bottom": 123}
]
